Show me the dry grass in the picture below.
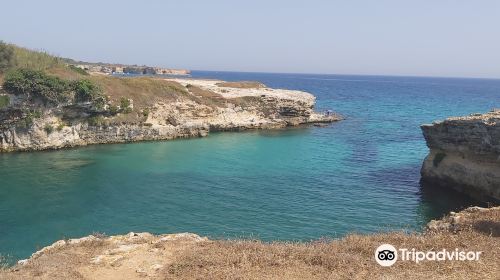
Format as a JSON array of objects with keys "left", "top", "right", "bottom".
[
  {"left": 0, "top": 207, "right": 498, "bottom": 280},
  {"left": 90, "top": 76, "right": 188, "bottom": 110},
  {"left": 216, "top": 81, "right": 266, "bottom": 89},
  {"left": 85, "top": 76, "right": 192, "bottom": 124},
  {"left": 11, "top": 45, "right": 65, "bottom": 71},
  {"left": 163, "top": 229, "right": 499, "bottom": 280},
  {"left": 162, "top": 208, "right": 500, "bottom": 280},
  {"left": 46, "top": 66, "right": 86, "bottom": 81}
]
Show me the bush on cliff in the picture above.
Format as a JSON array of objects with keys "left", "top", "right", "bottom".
[
  {"left": 120, "top": 97, "right": 130, "bottom": 109},
  {"left": 3, "top": 69, "right": 106, "bottom": 108},
  {"left": 3, "top": 68, "right": 71, "bottom": 105},
  {"left": 0, "top": 95, "right": 9, "bottom": 108},
  {"left": 18, "top": 109, "right": 42, "bottom": 128},
  {"left": 72, "top": 79, "right": 106, "bottom": 109},
  {"left": 120, "top": 97, "right": 132, "bottom": 113},
  {"left": 44, "top": 124, "right": 54, "bottom": 134}
]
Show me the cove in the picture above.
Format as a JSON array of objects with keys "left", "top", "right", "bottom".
[{"left": 1, "top": 71, "right": 499, "bottom": 261}]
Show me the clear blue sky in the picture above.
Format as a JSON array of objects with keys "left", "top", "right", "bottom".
[{"left": 1, "top": 0, "right": 499, "bottom": 78}]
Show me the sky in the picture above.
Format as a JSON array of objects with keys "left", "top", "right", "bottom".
[{"left": 0, "top": 0, "right": 499, "bottom": 78}]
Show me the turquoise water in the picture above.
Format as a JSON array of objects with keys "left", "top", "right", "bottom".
[{"left": 1, "top": 72, "right": 499, "bottom": 261}]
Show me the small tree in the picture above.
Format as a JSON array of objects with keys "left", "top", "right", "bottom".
[{"left": 0, "top": 41, "right": 15, "bottom": 73}]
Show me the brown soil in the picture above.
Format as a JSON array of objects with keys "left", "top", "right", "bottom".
[{"left": 1, "top": 206, "right": 498, "bottom": 280}]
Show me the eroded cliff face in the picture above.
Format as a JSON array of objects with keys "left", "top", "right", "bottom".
[
  {"left": 421, "top": 110, "right": 500, "bottom": 202},
  {"left": 0, "top": 79, "right": 340, "bottom": 152}
]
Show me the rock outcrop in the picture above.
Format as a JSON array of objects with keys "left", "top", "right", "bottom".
[
  {"left": 0, "top": 78, "right": 341, "bottom": 152},
  {"left": 421, "top": 110, "right": 500, "bottom": 202}
]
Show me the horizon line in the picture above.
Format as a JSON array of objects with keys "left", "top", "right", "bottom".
[
  {"left": 4, "top": 40, "right": 498, "bottom": 81},
  {"left": 191, "top": 69, "right": 500, "bottom": 81}
]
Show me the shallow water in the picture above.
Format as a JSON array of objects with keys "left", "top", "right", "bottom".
[{"left": 1, "top": 72, "right": 499, "bottom": 261}]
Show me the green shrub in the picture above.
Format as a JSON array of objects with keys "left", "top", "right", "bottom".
[
  {"left": 120, "top": 97, "right": 130, "bottom": 109},
  {"left": 18, "top": 110, "right": 41, "bottom": 128},
  {"left": 123, "top": 107, "right": 132, "bottom": 114},
  {"left": 0, "top": 95, "right": 9, "bottom": 108},
  {"left": 119, "top": 97, "right": 132, "bottom": 113},
  {"left": 57, "top": 123, "right": 65, "bottom": 131},
  {"left": 142, "top": 108, "right": 150, "bottom": 117},
  {"left": 109, "top": 104, "right": 119, "bottom": 114},
  {"left": 32, "top": 110, "right": 42, "bottom": 118},
  {"left": 433, "top": 152, "right": 446, "bottom": 167},
  {"left": 72, "top": 79, "right": 105, "bottom": 109},
  {"left": 3, "top": 68, "right": 71, "bottom": 105},
  {"left": 3, "top": 69, "right": 106, "bottom": 108},
  {"left": 0, "top": 41, "right": 15, "bottom": 73},
  {"left": 44, "top": 124, "right": 54, "bottom": 134}
]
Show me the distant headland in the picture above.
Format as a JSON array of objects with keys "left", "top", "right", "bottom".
[
  {"left": 0, "top": 42, "right": 340, "bottom": 152},
  {"left": 69, "top": 62, "right": 190, "bottom": 76}
]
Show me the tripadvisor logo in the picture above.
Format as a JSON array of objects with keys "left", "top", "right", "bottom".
[
  {"left": 375, "top": 244, "right": 397, "bottom": 266},
  {"left": 375, "top": 244, "right": 482, "bottom": 267}
]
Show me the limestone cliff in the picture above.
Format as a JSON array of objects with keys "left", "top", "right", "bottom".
[
  {"left": 0, "top": 78, "right": 340, "bottom": 152},
  {"left": 421, "top": 110, "right": 500, "bottom": 202}
]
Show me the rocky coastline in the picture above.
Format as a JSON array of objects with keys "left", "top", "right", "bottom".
[
  {"left": 0, "top": 78, "right": 341, "bottom": 152},
  {"left": 421, "top": 110, "right": 500, "bottom": 203},
  {"left": 2, "top": 206, "right": 498, "bottom": 279}
]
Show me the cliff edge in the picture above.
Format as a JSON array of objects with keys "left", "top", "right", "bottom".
[
  {"left": 0, "top": 77, "right": 340, "bottom": 152},
  {"left": 421, "top": 110, "right": 500, "bottom": 203},
  {"left": 0, "top": 42, "right": 341, "bottom": 153},
  {"left": 1, "top": 206, "right": 498, "bottom": 280}
]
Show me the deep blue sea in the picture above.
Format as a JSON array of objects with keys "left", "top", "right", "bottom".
[{"left": 1, "top": 71, "right": 499, "bottom": 261}]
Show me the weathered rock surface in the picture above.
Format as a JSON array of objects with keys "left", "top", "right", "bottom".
[
  {"left": 0, "top": 79, "right": 341, "bottom": 152},
  {"left": 426, "top": 206, "right": 500, "bottom": 234},
  {"left": 421, "top": 110, "right": 500, "bottom": 202}
]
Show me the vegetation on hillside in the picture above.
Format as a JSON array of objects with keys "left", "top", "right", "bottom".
[
  {"left": 0, "top": 41, "right": 15, "bottom": 73},
  {"left": 3, "top": 68, "right": 105, "bottom": 107},
  {"left": 0, "top": 42, "right": 105, "bottom": 110},
  {"left": 0, "top": 41, "right": 253, "bottom": 127},
  {"left": 3, "top": 68, "right": 72, "bottom": 105},
  {"left": 10, "top": 43, "right": 64, "bottom": 71},
  {"left": 0, "top": 95, "right": 9, "bottom": 108},
  {"left": 72, "top": 79, "right": 106, "bottom": 108}
]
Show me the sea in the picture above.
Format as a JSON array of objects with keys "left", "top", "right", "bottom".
[{"left": 1, "top": 71, "right": 499, "bottom": 261}]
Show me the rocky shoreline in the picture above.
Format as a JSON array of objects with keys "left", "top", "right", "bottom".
[
  {"left": 0, "top": 78, "right": 341, "bottom": 152},
  {"left": 2, "top": 206, "right": 498, "bottom": 279},
  {"left": 421, "top": 110, "right": 500, "bottom": 203}
]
